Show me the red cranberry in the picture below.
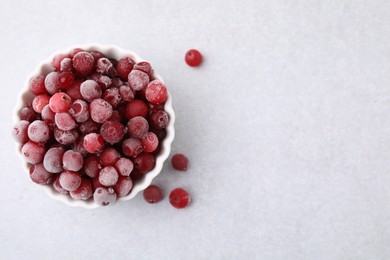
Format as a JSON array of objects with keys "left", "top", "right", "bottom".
[
  {"left": 29, "top": 163, "right": 53, "bottom": 184},
  {"left": 100, "top": 121, "right": 126, "bottom": 145},
  {"left": 133, "top": 153, "right": 155, "bottom": 173},
  {"left": 19, "top": 107, "right": 39, "bottom": 122},
  {"left": 151, "top": 128, "right": 167, "bottom": 141},
  {"left": 32, "top": 94, "right": 50, "bottom": 113},
  {"left": 59, "top": 170, "right": 82, "bottom": 191},
  {"left": 78, "top": 119, "right": 99, "bottom": 135},
  {"left": 143, "top": 185, "right": 163, "bottom": 203},
  {"left": 119, "top": 84, "right": 134, "bottom": 102},
  {"left": 116, "top": 57, "right": 134, "bottom": 81},
  {"left": 122, "top": 138, "right": 143, "bottom": 158},
  {"left": 29, "top": 75, "right": 46, "bottom": 95},
  {"left": 134, "top": 62, "right": 154, "bottom": 77},
  {"left": 128, "top": 70, "right": 149, "bottom": 91},
  {"left": 70, "top": 48, "right": 84, "bottom": 58},
  {"left": 83, "top": 133, "right": 105, "bottom": 153},
  {"left": 72, "top": 51, "right": 95, "bottom": 76},
  {"left": 58, "top": 71, "right": 74, "bottom": 89},
  {"left": 140, "top": 132, "right": 159, "bottom": 153},
  {"left": 12, "top": 120, "right": 30, "bottom": 143},
  {"left": 44, "top": 72, "right": 61, "bottom": 95},
  {"left": 41, "top": 105, "right": 56, "bottom": 126},
  {"left": 70, "top": 178, "right": 93, "bottom": 200},
  {"left": 109, "top": 110, "right": 122, "bottom": 122},
  {"left": 55, "top": 113, "right": 77, "bottom": 131},
  {"left": 185, "top": 49, "right": 203, "bottom": 67},
  {"left": 83, "top": 156, "right": 102, "bottom": 178},
  {"left": 92, "top": 177, "right": 106, "bottom": 190},
  {"left": 102, "top": 88, "right": 121, "bottom": 108},
  {"left": 124, "top": 100, "right": 148, "bottom": 120},
  {"left": 169, "top": 188, "right": 191, "bottom": 209},
  {"left": 60, "top": 58, "right": 73, "bottom": 72},
  {"left": 62, "top": 150, "right": 83, "bottom": 172},
  {"left": 27, "top": 120, "right": 50, "bottom": 143},
  {"left": 54, "top": 128, "right": 79, "bottom": 145},
  {"left": 145, "top": 80, "right": 167, "bottom": 105},
  {"left": 99, "top": 166, "right": 119, "bottom": 186},
  {"left": 49, "top": 92, "right": 72, "bottom": 113},
  {"left": 72, "top": 137, "right": 88, "bottom": 157},
  {"left": 96, "top": 58, "right": 117, "bottom": 76},
  {"left": 21, "top": 141, "right": 46, "bottom": 164},
  {"left": 89, "top": 50, "right": 104, "bottom": 61},
  {"left": 53, "top": 176, "right": 69, "bottom": 194},
  {"left": 113, "top": 176, "right": 133, "bottom": 197},
  {"left": 127, "top": 116, "right": 149, "bottom": 139},
  {"left": 80, "top": 80, "right": 102, "bottom": 102},
  {"left": 68, "top": 99, "right": 89, "bottom": 123},
  {"left": 149, "top": 110, "right": 169, "bottom": 129},
  {"left": 94, "top": 187, "right": 117, "bottom": 206},
  {"left": 114, "top": 158, "right": 134, "bottom": 176},
  {"left": 100, "top": 148, "right": 120, "bottom": 166},
  {"left": 171, "top": 154, "right": 189, "bottom": 171},
  {"left": 51, "top": 54, "right": 70, "bottom": 71},
  {"left": 43, "top": 147, "right": 65, "bottom": 173},
  {"left": 90, "top": 98, "right": 113, "bottom": 123},
  {"left": 111, "top": 77, "right": 124, "bottom": 88},
  {"left": 66, "top": 80, "right": 83, "bottom": 100}
]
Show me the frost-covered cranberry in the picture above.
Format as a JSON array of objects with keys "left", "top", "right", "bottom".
[
  {"left": 66, "top": 80, "right": 83, "bottom": 100},
  {"left": 83, "top": 133, "right": 105, "bottom": 153},
  {"left": 100, "top": 121, "right": 126, "bottom": 145},
  {"left": 29, "top": 75, "right": 46, "bottom": 95},
  {"left": 58, "top": 71, "right": 74, "bottom": 88},
  {"left": 29, "top": 163, "right": 53, "bottom": 184},
  {"left": 32, "top": 94, "right": 50, "bottom": 113},
  {"left": 94, "top": 187, "right": 117, "bottom": 206},
  {"left": 152, "top": 128, "right": 167, "bottom": 140},
  {"left": 171, "top": 154, "right": 189, "bottom": 171},
  {"left": 44, "top": 72, "right": 61, "bottom": 95},
  {"left": 60, "top": 58, "right": 73, "bottom": 72},
  {"left": 102, "top": 88, "right": 121, "bottom": 108},
  {"left": 134, "top": 153, "right": 155, "bottom": 173},
  {"left": 52, "top": 54, "right": 70, "bottom": 71},
  {"left": 169, "top": 188, "right": 191, "bottom": 209},
  {"left": 72, "top": 51, "right": 95, "bottom": 76},
  {"left": 99, "top": 166, "right": 119, "bottom": 186},
  {"left": 59, "top": 170, "right": 82, "bottom": 191},
  {"left": 124, "top": 100, "right": 148, "bottom": 120},
  {"left": 27, "top": 120, "right": 50, "bottom": 143},
  {"left": 127, "top": 116, "right": 149, "bottom": 139},
  {"left": 12, "top": 120, "right": 30, "bottom": 143},
  {"left": 109, "top": 110, "right": 122, "bottom": 122},
  {"left": 90, "top": 50, "right": 104, "bottom": 61},
  {"left": 92, "top": 177, "right": 105, "bottom": 190},
  {"left": 70, "top": 48, "right": 83, "bottom": 58},
  {"left": 114, "top": 158, "right": 134, "bottom": 176},
  {"left": 68, "top": 99, "right": 89, "bottom": 123},
  {"left": 134, "top": 62, "right": 154, "bottom": 77},
  {"left": 149, "top": 110, "right": 169, "bottom": 129},
  {"left": 49, "top": 92, "right": 72, "bottom": 113},
  {"left": 54, "top": 128, "right": 79, "bottom": 145},
  {"left": 140, "top": 132, "right": 159, "bottom": 153},
  {"left": 119, "top": 84, "right": 134, "bottom": 102},
  {"left": 63, "top": 150, "right": 83, "bottom": 172},
  {"left": 111, "top": 77, "right": 124, "bottom": 88},
  {"left": 122, "top": 138, "right": 143, "bottom": 158},
  {"left": 53, "top": 176, "right": 68, "bottom": 194},
  {"left": 96, "top": 58, "right": 116, "bottom": 76},
  {"left": 55, "top": 112, "right": 77, "bottom": 131},
  {"left": 90, "top": 98, "right": 113, "bottom": 123},
  {"left": 89, "top": 74, "right": 112, "bottom": 89},
  {"left": 116, "top": 57, "right": 134, "bottom": 80},
  {"left": 128, "top": 70, "right": 149, "bottom": 91},
  {"left": 84, "top": 156, "right": 102, "bottom": 178},
  {"left": 143, "top": 185, "right": 163, "bottom": 203},
  {"left": 145, "top": 80, "right": 167, "bottom": 105},
  {"left": 43, "top": 146, "right": 64, "bottom": 173},
  {"left": 78, "top": 119, "right": 99, "bottom": 135},
  {"left": 113, "top": 176, "right": 133, "bottom": 197},
  {"left": 20, "top": 107, "right": 39, "bottom": 122},
  {"left": 41, "top": 105, "right": 55, "bottom": 126},
  {"left": 70, "top": 178, "right": 93, "bottom": 200},
  {"left": 185, "top": 49, "right": 203, "bottom": 67},
  {"left": 72, "top": 137, "right": 88, "bottom": 157},
  {"left": 80, "top": 80, "right": 101, "bottom": 102},
  {"left": 22, "top": 141, "right": 46, "bottom": 164},
  {"left": 100, "top": 148, "right": 120, "bottom": 166}
]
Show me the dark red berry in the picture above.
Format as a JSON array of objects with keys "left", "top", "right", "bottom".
[
  {"left": 133, "top": 153, "right": 155, "bottom": 173},
  {"left": 119, "top": 84, "right": 134, "bottom": 102},
  {"left": 185, "top": 49, "right": 203, "bottom": 67},
  {"left": 52, "top": 54, "right": 70, "bottom": 71},
  {"left": 102, "top": 88, "right": 121, "bottom": 108},
  {"left": 145, "top": 80, "right": 167, "bottom": 105},
  {"left": 19, "top": 107, "right": 39, "bottom": 122},
  {"left": 149, "top": 110, "right": 169, "bottom": 129},
  {"left": 60, "top": 58, "right": 73, "bottom": 72},
  {"left": 134, "top": 62, "right": 154, "bottom": 77},
  {"left": 116, "top": 57, "right": 134, "bottom": 81},
  {"left": 89, "top": 50, "right": 104, "bottom": 61},
  {"left": 100, "top": 148, "right": 120, "bottom": 166},
  {"left": 100, "top": 121, "right": 126, "bottom": 145},
  {"left": 140, "top": 132, "right": 159, "bottom": 153},
  {"left": 66, "top": 80, "right": 83, "bottom": 100},
  {"left": 127, "top": 116, "right": 149, "bottom": 139},
  {"left": 70, "top": 48, "right": 84, "bottom": 58},
  {"left": 169, "top": 188, "right": 191, "bottom": 209},
  {"left": 58, "top": 71, "right": 74, "bottom": 89},
  {"left": 78, "top": 119, "right": 99, "bottom": 135},
  {"left": 72, "top": 51, "right": 95, "bottom": 76},
  {"left": 124, "top": 100, "right": 148, "bottom": 120},
  {"left": 171, "top": 154, "right": 189, "bottom": 171},
  {"left": 83, "top": 156, "right": 102, "bottom": 178},
  {"left": 113, "top": 176, "right": 133, "bottom": 197},
  {"left": 122, "top": 138, "right": 143, "bottom": 158},
  {"left": 143, "top": 185, "right": 163, "bottom": 203}
]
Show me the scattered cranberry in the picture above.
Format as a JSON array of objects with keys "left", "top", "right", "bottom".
[
  {"left": 59, "top": 170, "right": 82, "bottom": 192},
  {"left": 72, "top": 51, "right": 95, "bottom": 76},
  {"left": 100, "top": 121, "right": 126, "bottom": 144},
  {"left": 32, "top": 94, "right": 50, "bottom": 113},
  {"left": 21, "top": 141, "right": 46, "bottom": 164},
  {"left": 93, "top": 187, "right": 117, "bottom": 206},
  {"left": 90, "top": 98, "right": 113, "bottom": 123},
  {"left": 127, "top": 116, "right": 149, "bottom": 139},
  {"left": 62, "top": 150, "right": 83, "bottom": 172},
  {"left": 149, "top": 110, "right": 169, "bottom": 129},
  {"left": 29, "top": 163, "right": 53, "bottom": 185},
  {"left": 124, "top": 99, "right": 148, "bottom": 120},
  {"left": 169, "top": 188, "right": 191, "bottom": 209},
  {"left": 83, "top": 156, "right": 103, "bottom": 178},
  {"left": 114, "top": 158, "right": 134, "bottom": 176},
  {"left": 54, "top": 128, "right": 79, "bottom": 145},
  {"left": 58, "top": 71, "right": 74, "bottom": 88},
  {"left": 143, "top": 185, "right": 163, "bottom": 203},
  {"left": 68, "top": 99, "right": 89, "bottom": 123},
  {"left": 133, "top": 153, "right": 155, "bottom": 173},
  {"left": 27, "top": 120, "right": 50, "bottom": 143},
  {"left": 43, "top": 147, "right": 65, "bottom": 173},
  {"left": 44, "top": 72, "right": 61, "bottom": 95},
  {"left": 128, "top": 70, "right": 149, "bottom": 91},
  {"left": 70, "top": 178, "right": 93, "bottom": 200},
  {"left": 171, "top": 154, "right": 189, "bottom": 171},
  {"left": 100, "top": 148, "right": 120, "bottom": 166},
  {"left": 49, "top": 92, "right": 72, "bottom": 113},
  {"left": 113, "top": 176, "right": 133, "bottom": 197},
  {"left": 29, "top": 75, "right": 46, "bottom": 95},
  {"left": 145, "top": 80, "right": 167, "bottom": 105},
  {"left": 122, "top": 138, "right": 143, "bottom": 158},
  {"left": 116, "top": 57, "right": 134, "bottom": 80},
  {"left": 185, "top": 49, "right": 203, "bottom": 67},
  {"left": 19, "top": 107, "right": 39, "bottom": 122},
  {"left": 55, "top": 112, "right": 77, "bottom": 131},
  {"left": 141, "top": 132, "right": 159, "bottom": 153},
  {"left": 134, "top": 62, "right": 154, "bottom": 77},
  {"left": 12, "top": 120, "right": 30, "bottom": 143},
  {"left": 83, "top": 133, "right": 105, "bottom": 153}
]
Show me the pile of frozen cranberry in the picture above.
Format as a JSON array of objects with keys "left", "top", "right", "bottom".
[{"left": 12, "top": 48, "right": 170, "bottom": 206}]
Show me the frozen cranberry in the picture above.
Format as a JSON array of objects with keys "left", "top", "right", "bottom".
[
  {"left": 90, "top": 50, "right": 104, "bottom": 61},
  {"left": 169, "top": 188, "right": 191, "bottom": 209},
  {"left": 29, "top": 163, "right": 53, "bottom": 184},
  {"left": 12, "top": 120, "right": 30, "bottom": 143},
  {"left": 80, "top": 80, "right": 102, "bottom": 102},
  {"left": 143, "top": 185, "right": 163, "bottom": 203},
  {"left": 22, "top": 141, "right": 46, "bottom": 164},
  {"left": 130, "top": 169, "right": 143, "bottom": 181},
  {"left": 114, "top": 158, "right": 134, "bottom": 176},
  {"left": 140, "top": 132, "right": 158, "bottom": 153},
  {"left": 53, "top": 176, "right": 68, "bottom": 194},
  {"left": 66, "top": 80, "right": 83, "bottom": 100},
  {"left": 27, "top": 120, "right": 50, "bottom": 143},
  {"left": 128, "top": 70, "right": 149, "bottom": 91},
  {"left": 19, "top": 107, "right": 39, "bottom": 122},
  {"left": 133, "top": 153, "right": 155, "bottom": 173},
  {"left": 94, "top": 75, "right": 112, "bottom": 89},
  {"left": 43, "top": 147, "right": 64, "bottom": 173},
  {"left": 83, "top": 133, "right": 105, "bottom": 153},
  {"left": 185, "top": 49, "right": 203, "bottom": 67},
  {"left": 68, "top": 99, "right": 89, "bottom": 123},
  {"left": 99, "top": 166, "right": 119, "bottom": 186},
  {"left": 41, "top": 105, "right": 55, "bottom": 126},
  {"left": 84, "top": 156, "right": 102, "bottom": 178},
  {"left": 134, "top": 62, "right": 154, "bottom": 77},
  {"left": 122, "top": 138, "right": 143, "bottom": 158},
  {"left": 149, "top": 110, "right": 169, "bottom": 129},
  {"left": 96, "top": 58, "right": 117, "bottom": 76},
  {"left": 102, "top": 88, "right": 121, "bottom": 108},
  {"left": 151, "top": 128, "right": 167, "bottom": 140},
  {"left": 116, "top": 57, "right": 134, "bottom": 80},
  {"left": 32, "top": 94, "right": 50, "bottom": 113},
  {"left": 90, "top": 98, "right": 113, "bottom": 123},
  {"left": 94, "top": 187, "right": 117, "bottom": 206},
  {"left": 29, "top": 75, "right": 46, "bottom": 95},
  {"left": 145, "top": 80, "right": 167, "bottom": 105},
  {"left": 100, "top": 148, "right": 120, "bottom": 166},
  {"left": 124, "top": 100, "right": 148, "bottom": 120},
  {"left": 111, "top": 77, "right": 124, "bottom": 88},
  {"left": 109, "top": 110, "right": 122, "bottom": 122},
  {"left": 92, "top": 177, "right": 105, "bottom": 190},
  {"left": 72, "top": 51, "right": 95, "bottom": 76},
  {"left": 54, "top": 128, "right": 78, "bottom": 145},
  {"left": 70, "top": 178, "right": 93, "bottom": 200},
  {"left": 72, "top": 137, "right": 88, "bottom": 157},
  {"left": 79, "top": 119, "right": 99, "bottom": 135},
  {"left": 49, "top": 93, "right": 72, "bottom": 113},
  {"left": 113, "top": 176, "right": 133, "bottom": 197},
  {"left": 63, "top": 150, "right": 83, "bottom": 172},
  {"left": 127, "top": 116, "right": 148, "bottom": 139},
  {"left": 55, "top": 113, "right": 76, "bottom": 131},
  {"left": 51, "top": 54, "right": 70, "bottom": 71},
  {"left": 59, "top": 170, "right": 82, "bottom": 191},
  {"left": 60, "top": 58, "right": 73, "bottom": 72},
  {"left": 148, "top": 103, "right": 165, "bottom": 113},
  {"left": 171, "top": 154, "right": 189, "bottom": 171},
  {"left": 100, "top": 121, "right": 126, "bottom": 145},
  {"left": 58, "top": 71, "right": 74, "bottom": 89},
  {"left": 44, "top": 72, "right": 61, "bottom": 95},
  {"left": 70, "top": 48, "right": 83, "bottom": 58},
  {"left": 119, "top": 84, "right": 134, "bottom": 102}
]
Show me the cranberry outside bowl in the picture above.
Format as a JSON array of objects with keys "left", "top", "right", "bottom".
[{"left": 13, "top": 44, "right": 175, "bottom": 209}]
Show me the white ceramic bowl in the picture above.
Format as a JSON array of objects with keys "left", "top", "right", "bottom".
[{"left": 13, "top": 44, "right": 175, "bottom": 209}]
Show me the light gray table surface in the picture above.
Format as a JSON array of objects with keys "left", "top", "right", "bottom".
[{"left": 1, "top": 0, "right": 390, "bottom": 259}]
